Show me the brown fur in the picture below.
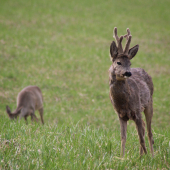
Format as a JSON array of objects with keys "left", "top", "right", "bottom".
[
  {"left": 109, "top": 27, "right": 154, "bottom": 157},
  {"left": 6, "top": 86, "right": 44, "bottom": 124}
]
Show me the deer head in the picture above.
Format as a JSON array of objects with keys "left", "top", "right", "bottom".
[
  {"left": 6, "top": 105, "right": 22, "bottom": 120},
  {"left": 110, "top": 27, "right": 139, "bottom": 80}
]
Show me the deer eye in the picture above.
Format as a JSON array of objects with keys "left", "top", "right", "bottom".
[{"left": 117, "top": 62, "right": 121, "bottom": 65}]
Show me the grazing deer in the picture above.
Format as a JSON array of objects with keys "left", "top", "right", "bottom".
[
  {"left": 109, "top": 27, "right": 154, "bottom": 157},
  {"left": 6, "top": 86, "right": 44, "bottom": 124}
]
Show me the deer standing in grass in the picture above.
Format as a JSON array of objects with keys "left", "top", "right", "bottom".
[
  {"left": 109, "top": 27, "right": 154, "bottom": 157},
  {"left": 6, "top": 86, "right": 44, "bottom": 124}
]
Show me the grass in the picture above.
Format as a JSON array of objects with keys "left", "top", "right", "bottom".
[
  {"left": 0, "top": 0, "right": 170, "bottom": 169},
  {"left": 0, "top": 120, "right": 170, "bottom": 169}
]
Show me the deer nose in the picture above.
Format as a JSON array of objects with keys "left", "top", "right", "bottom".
[{"left": 124, "top": 72, "right": 132, "bottom": 77}]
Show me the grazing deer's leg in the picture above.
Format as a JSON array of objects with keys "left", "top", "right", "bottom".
[
  {"left": 19, "top": 108, "right": 26, "bottom": 122},
  {"left": 33, "top": 114, "right": 39, "bottom": 122},
  {"left": 135, "top": 115, "right": 147, "bottom": 155},
  {"left": 144, "top": 99, "right": 154, "bottom": 157},
  {"left": 31, "top": 111, "right": 39, "bottom": 123},
  {"left": 24, "top": 116, "right": 28, "bottom": 124},
  {"left": 39, "top": 108, "right": 44, "bottom": 124},
  {"left": 119, "top": 118, "right": 127, "bottom": 157},
  {"left": 31, "top": 114, "right": 34, "bottom": 122}
]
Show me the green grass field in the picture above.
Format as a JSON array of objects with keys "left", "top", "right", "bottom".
[{"left": 0, "top": 0, "right": 170, "bottom": 169}]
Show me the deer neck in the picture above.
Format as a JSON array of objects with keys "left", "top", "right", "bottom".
[
  {"left": 115, "top": 78, "right": 129, "bottom": 93},
  {"left": 110, "top": 74, "right": 130, "bottom": 101},
  {"left": 109, "top": 66, "right": 130, "bottom": 96}
]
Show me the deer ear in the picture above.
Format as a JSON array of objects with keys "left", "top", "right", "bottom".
[
  {"left": 110, "top": 41, "right": 118, "bottom": 60},
  {"left": 128, "top": 44, "right": 139, "bottom": 59},
  {"left": 6, "top": 105, "right": 11, "bottom": 114}
]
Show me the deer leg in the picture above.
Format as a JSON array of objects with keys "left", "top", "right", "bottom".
[
  {"left": 38, "top": 108, "right": 44, "bottom": 125},
  {"left": 24, "top": 116, "right": 28, "bottom": 125},
  {"left": 119, "top": 118, "right": 127, "bottom": 157},
  {"left": 144, "top": 99, "right": 154, "bottom": 157},
  {"left": 19, "top": 108, "right": 26, "bottom": 122},
  {"left": 31, "top": 114, "right": 34, "bottom": 122},
  {"left": 135, "top": 116, "right": 147, "bottom": 155},
  {"left": 140, "top": 119, "right": 145, "bottom": 155},
  {"left": 31, "top": 111, "right": 39, "bottom": 123},
  {"left": 31, "top": 114, "right": 38, "bottom": 122}
]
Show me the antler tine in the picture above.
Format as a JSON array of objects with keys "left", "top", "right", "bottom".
[
  {"left": 124, "top": 28, "right": 131, "bottom": 40},
  {"left": 113, "top": 27, "right": 123, "bottom": 54},
  {"left": 124, "top": 28, "right": 132, "bottom": 55},
  {"left": 113, "top": 27, "right": 119, "bottom": 42}
]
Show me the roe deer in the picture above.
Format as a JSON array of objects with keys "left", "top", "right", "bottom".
[
  {"left": 6, "top": 86, "right": 44, "bottom": 124},
  {"left": 109, "top": 27, "right": 154, "bottom": 157}
]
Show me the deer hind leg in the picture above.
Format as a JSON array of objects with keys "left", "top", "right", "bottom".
[
  {"left": 119, "top": 118, "right": 127, "bottom": 157},
  {"left": 135, "top": 115, "right": 147, "bottom": 155},
  {"left": 31, "top": 110, "right": 39, "bottom": 123},
  {"left": 144, "top": 99, "right": 154, "bottom": 157},
  {"left": 24, "top": 116, "right": 28, "bottom": 124},
  {"left": 38, "top": 107, "right": 44, "bottom": 125},
  {"left": 140, "top": 119, "right": 145, "bottom": 155}
]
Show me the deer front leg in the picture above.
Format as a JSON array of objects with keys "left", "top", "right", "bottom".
[
  {"left": 38, "top": 108, "right": 44, "bottom": 125},
  {"left": 19, "top": 108, "right": 27, "bottom": 122},
  {"left": 119, "top": 118, "right": 127, "bottom": 157},
  {"left": 24, "top": 116, "right": 28, "bottom": 125},
  {"left": 135, "top": 116, "right": 147, "bottom": 155}
]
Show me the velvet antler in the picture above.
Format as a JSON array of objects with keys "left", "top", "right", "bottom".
[
  {"left": 113, "top": 27, "right": 134, "bottom": 56},
  {"left": 123, "top": 28, "right": 132, "bottom": 55},
  {"left": 113, "top": 27, "right": 124, "bottom": 54}
]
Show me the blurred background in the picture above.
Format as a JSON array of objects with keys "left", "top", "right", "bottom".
[{"left": 0, "top": 0, "right": 170, "bottom": 128}]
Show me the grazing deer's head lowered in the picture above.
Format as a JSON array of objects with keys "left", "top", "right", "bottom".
[
  {"left": 6, "top": 105, "right": 22, "bottom": 120},
  {"left": 109, "top": 27, "right": 154, "bottom": 157},
  {"left": 6, "top": 86, "right": 44, "bottom": 124}
]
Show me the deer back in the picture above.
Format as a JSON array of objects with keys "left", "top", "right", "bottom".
[{"left": 17, "top": 86, "right": 43, "bottom": 110}]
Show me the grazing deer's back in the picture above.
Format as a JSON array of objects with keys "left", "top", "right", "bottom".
[{"left": 17, "top": 86, "right": 43, "bottom": 109}]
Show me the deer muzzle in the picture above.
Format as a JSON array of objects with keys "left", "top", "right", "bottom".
[{"left": 123, "top": 72, "right": 132, "bottom": 78}]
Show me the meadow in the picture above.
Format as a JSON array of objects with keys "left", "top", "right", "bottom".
[{"left": 0, "top": 0, "right": 170, "bottom": 169}]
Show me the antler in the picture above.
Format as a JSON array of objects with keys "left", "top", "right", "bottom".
[
  {"left": 113, "top": 27, "right": 123, "bottom": 54},
  {"left": 113, "top": 27, "right": 132, "bottom": 55},
  {"left": 123, "top": 28, "right": 131, "bottom": 40},
  {"left": 123, "top": 28, "right": 132, "bottom": 55}
]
